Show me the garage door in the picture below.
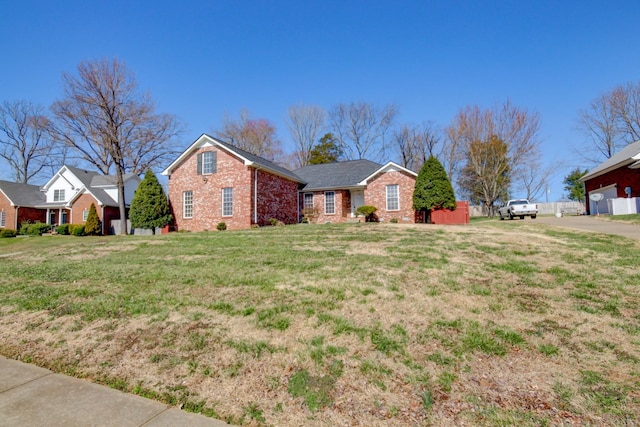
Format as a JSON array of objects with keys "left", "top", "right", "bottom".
[{"left": 589, "top": 185, "right": 617, "bottom": 214}]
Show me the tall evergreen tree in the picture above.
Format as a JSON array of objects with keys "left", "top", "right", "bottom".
[
  {"left": 84, "top": 202, "right": 102, "bottom": 235},
  {"left": 413, "top": 155, "right": 456, "bottom": 223},
  {"left": 563, "top": 167, "right": 588, "bottom": 202},
  {"left": 129, "top": 170, "right": 172, "bottom": 234},
  {"left": 308, "top": 133, "right": 342, "bottom": 164}
]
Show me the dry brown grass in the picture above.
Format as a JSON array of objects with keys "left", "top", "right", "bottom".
[{"left": 0, "top": 221, "right": 639, "bottom": 426}]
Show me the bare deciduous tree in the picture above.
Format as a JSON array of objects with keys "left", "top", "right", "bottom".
[
  {"left": 0, "top": 100, "right": 60, "bottom": 183},
  {"left": 287, "top": 104, "right": 325, "bottom": 168},
  {"left": 578, "top": 81, "right": 640, "bottom": 163},
  {"left": 393, "top": 122, "right": 442, "bottom": 172},
  {"left": 447, "top": 100, "right": 542, "bottom": 215},
  {"left": 215, "top": 109, "right": 282, "bottom": 161},
  {"left": 49, "top": 58, "right": 182, "bottom": 234},
  {"left": 577, "top": 92, "right": 620, "bottom": 163},
  {"left": 514, "top": 152, "right": 557, "bottom": 202},
  {"left": 329, "top": 102, "right": 397, "bottom": 162}
]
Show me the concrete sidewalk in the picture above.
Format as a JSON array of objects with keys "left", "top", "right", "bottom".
[{"left": 0, "top": 356, "right": 231, "bottom": 427}]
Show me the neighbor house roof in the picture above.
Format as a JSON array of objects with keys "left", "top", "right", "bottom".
[
  {"left": 162, "top": 133, "right": 305, "bottom": 184},
  {"left": 581, "top": 140, "right": 640, "bottom": 182},
  {"left": 0, "top": 180, "right": 45, "bottom": 206},
  {"left": 57, "top": 166, "right": 126, "bottom": 207},
  {"left": 37, "top": 165, "right": 139, "bottom": 208},
  {"left": 294, "top": 159, "right": 383, "bottom": 191}
]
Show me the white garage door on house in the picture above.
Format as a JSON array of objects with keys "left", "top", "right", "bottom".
[{"left": 588, "top": 185, "right": 618, "bottom": 215}]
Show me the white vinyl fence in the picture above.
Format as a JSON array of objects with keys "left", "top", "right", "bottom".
[{"left": 469, "top": 201, "right": 586, "bottom": 217}]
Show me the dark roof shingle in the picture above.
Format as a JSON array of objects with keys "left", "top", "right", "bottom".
[
  {"left": 294, "top": 159, "right": 382, "bottom": 191},
  {"left": 205, "top": 134, "right": 305, "bottom": 183},
  {"left": 0, "top": 180, "right": 45, "bottom": 206}
]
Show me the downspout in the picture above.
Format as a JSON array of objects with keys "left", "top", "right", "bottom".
[
  {"left": 254, "top": 167, "right": 258, "bottom": 225},
  {"left": 101, "top": 205, "right": 105, "bottom": 235},
  {"left": 15, "top": 206, "right": 19, "bottom": 230}
]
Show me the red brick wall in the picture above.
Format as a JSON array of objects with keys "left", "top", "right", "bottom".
[
  {"left": 584, "top": 167, "right": 640, "bottom": 214},
  {"left": 0, "top": 192, "right": 15, "bottom": 229},
  {"left": 255, "top": 169, "right": 299, "bottom": 226},
  {"left": 168, "top": 147, "right": 254, "bottom": 231},
  {"left": 302, "top": 190, "right": 350, "bottom": 224},
  {"left": 0, "top": 194, "right": 46, "bottom": 230},
  {"left": 71, "top": 193, "right": 102, "bottom": 225},
  {"left": 365, "top": 170, "right": 417, "bottom": 223},
  {"left": 19, "top": 207, "right": 46, "bottom": 227}
]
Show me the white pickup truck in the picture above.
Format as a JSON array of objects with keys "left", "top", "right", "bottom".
[{"left": 498, "top": 199, "right": 538, "bottom": 220}]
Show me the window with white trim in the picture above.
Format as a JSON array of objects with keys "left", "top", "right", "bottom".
[
  {"left": 324, "top": 191, "right": 335, "bottom": 214},
  {"left": 386, "top": 184, "right": 399, "bottom": 211},
  {"left": 222, "top": 187, "right": 233, "bottom": 216},
  {"left": 0, "top": 210, "right": 5, "bottom": 228},
  {"left": 197, "top": 151, "right": 217, "bottom": 175},
  {"left": 83, "top": 209, "right": 89, "bottom": 222},
  {"left": 54, "top": 189, "right": 65, "bottom": 202},
  {"left": 183, "top": 191, "right": 193, "bottom": 218},
  {"left": 303, "top": 193, "right": 314, "bottom": 212}
]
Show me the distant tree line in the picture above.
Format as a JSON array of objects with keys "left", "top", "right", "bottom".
[{"left": 3, "top": 59, "right": 639, "bottom": 217}]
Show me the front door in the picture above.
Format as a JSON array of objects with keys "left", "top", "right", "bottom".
[{"left": 350, "top": 190, "right": 365, "bottom": 217}]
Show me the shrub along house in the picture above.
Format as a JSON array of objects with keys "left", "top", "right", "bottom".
[
  {"left": 294, "top": 160, "right": 418, "bottom": 224},
  {"left": 580, "top": 139, "right": 640, "bottom": 215},
  {"left": 161, "top": 134, "right": 305, "bottom": 231},
  {"left": 0, "top": 165, "right": 140, "bottom": 234}
]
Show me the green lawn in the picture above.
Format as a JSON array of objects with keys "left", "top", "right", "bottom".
[{"left": 0, "top": 221, "right": 639, "bottom": 426}]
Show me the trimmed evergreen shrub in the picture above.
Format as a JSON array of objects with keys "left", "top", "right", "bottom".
[
  {"left": 0, "top": 229, "right": 17, "bottom": 238},
  {"left": 413, "top": 155, "right": 456, "bottom": 224},
  {"left": 355, "top": 205, "right": 378, "bottom": 222},
  {"left": 70, "top": 225, "right": 86, "bottom": 236},
  {"left": 84, "top": 203, "right": 102, "bottom": 235},
  {"left": 217, "top": 222, "right": 227, "bottom": 231},
  {"left": 129, "top": 170, "right": 173, "bottom": 234},
  {"left": 56, "top": 224, "right": 70, "bottom": 235}
]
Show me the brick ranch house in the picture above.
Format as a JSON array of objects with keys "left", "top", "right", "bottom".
[
  {"left": 0, "top": 165, "right": 140, "bottom": 234},
  {"left": 162, "top": 134, "right": 428, "bottom": 231},
  {"left": 580, "top": 139, "right": 640, "bottom": 215},
  {"left": 294, "top": 159, "right": 418, "bottom": 224}
]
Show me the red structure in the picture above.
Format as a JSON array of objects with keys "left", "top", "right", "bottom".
[{"left": 430, "top": 201, "right": 470, "bottom": 225}]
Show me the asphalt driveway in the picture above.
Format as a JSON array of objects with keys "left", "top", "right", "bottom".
[{"left": 534, "top": 215, "right": 640, "bottom": 240}]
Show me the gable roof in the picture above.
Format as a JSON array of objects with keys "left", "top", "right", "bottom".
[
  {"left": 581, "top": 140, "right": 640, "bottom": 182},
  {"left": 294, "top": 159, "right": 383, "bottom": 191},
  {"left": 294, "top": 160, "right": 417, "bottom": 191},
  {"left": 0, "top": 180, "right": 45, "bottom": 206},
  {"left": 162, "top": 133, "right": 305, "bottom": 183},
  {"left": 40, "top": 165, "right": 140, "bottom": 208}
]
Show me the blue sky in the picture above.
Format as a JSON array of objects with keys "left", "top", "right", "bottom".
[{"left": 2, "top": 1, "right": 640, "bottom": 200}]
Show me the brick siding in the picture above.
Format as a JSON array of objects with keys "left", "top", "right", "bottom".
[
  {"left": 0, "top": 193, "right": 46, "bottom": 230},
  {"left": 71, "top": 193, "right": 101, "bottom": 225},
  {"left": 301, "top": 190, "right": 351, "bottom": 224},
  {"left": 168, "top": 147, "right": 300, "bottom": 231},
  {"left": 365, "top": 170, "right": 417, "bottom": 223},
  {"left": 255, "top": 169, "right": 300, "bottom": 226}
]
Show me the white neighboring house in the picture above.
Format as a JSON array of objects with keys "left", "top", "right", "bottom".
[{"left": 0, "top": 165, "right": 140, "bottom": 234}]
